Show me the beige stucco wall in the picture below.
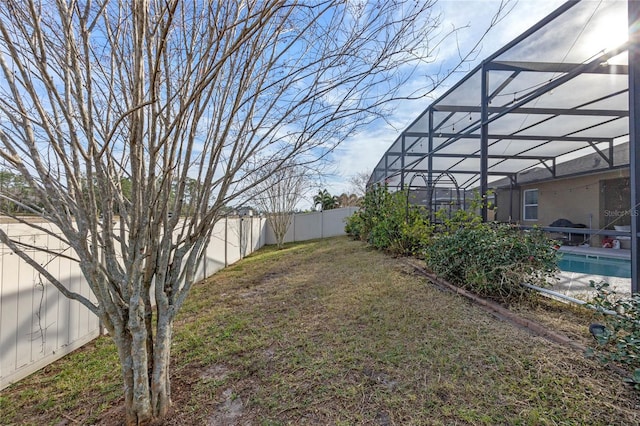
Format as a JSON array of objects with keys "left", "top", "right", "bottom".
[
  {"left": 495, "top": 169, "right": 630, "bottom": 246},
  {"left": 495, "top": 187, "right": 520, "bottom": 222},
  {"left": 522, "top": 176, "right": 599, "bottom": 228},
  {"left": 521, "top": 169, "right": 629, "bottom": 227}
]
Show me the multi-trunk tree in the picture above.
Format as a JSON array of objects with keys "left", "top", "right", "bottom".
[
  {"left": 0, "top": 0, "right": 512, "bottom": 423},
  {"left": 349, "top": 170, "right": 371, "bottom": 199},
  {"left": 248, "top": 160, "right": 310, "bottom": 248}
]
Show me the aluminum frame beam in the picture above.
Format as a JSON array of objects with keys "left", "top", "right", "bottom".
[
  {"left": 487, "top": 60, "right": 629, "bottom": 75},
  {"left": 403, "top": 132, "right": 614, "bottom": 143},
  {"left": 629, "top": 0, "right": 640, "bottom": 294},
  {"left": 431, "top": 105, "right": 628, "bottom": 117}
]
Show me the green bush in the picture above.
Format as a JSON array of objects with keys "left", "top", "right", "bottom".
[
  {"left": 587, "top": 282, "right": 640, "bottom": 390},
  {"left": 345, "top": 183, "right": 387, "bottom": 242},
  {"left": 424, "top": 223, "right": 558, "bottom": 302},
  {"left": 345, "top": 184, "right": 432, "bottom": 256},
  {"left": 387, "top": 214, "right": 433, "bottom": 258},
  {"left": 432, "top": 190, "right": 489, "bottom": 235},
  {"left": 344, "top": 211, "right": 364, "bottom": 239},
  {"left": 348, "top": 186, "right": 557, "bottom": 302}
]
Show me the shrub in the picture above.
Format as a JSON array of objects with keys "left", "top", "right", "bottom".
[
  {"left": 348, "top": 186, "right": 557, "bottom": 302},
  {"left": 587, "top": 282, "right": 640, "bottom": 390},
  {"left": 344, "top": 210, "right": 364, "bottom": 239},
  {"left": 388, "top": 214, "right": 433, "bottom": 258},
  {"left": 345, "top": 184, "right": 432, "bottom": 256},
  {"left": 424, "top": 223, "right": 558, "bottom": 302},
  {"left": 345, "top": 183, "right": 387, "bottom": 242},
  {"left": 433, "top": 201, "right": 483, "bottom": 235}
]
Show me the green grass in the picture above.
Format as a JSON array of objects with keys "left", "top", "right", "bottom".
[
  {"left": 0, "top": 335, "right": 121, "bottom": 425},
  {"left": 1, "top": 236, "right": 639, "bottom": 425}
]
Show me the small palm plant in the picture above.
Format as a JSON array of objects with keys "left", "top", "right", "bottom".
[{"left": 313, "top": 189, "right": 338, "bottom": 211}]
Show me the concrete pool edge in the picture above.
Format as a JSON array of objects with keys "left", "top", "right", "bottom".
[
  {"left": 552, "top": 271, "right": 632, "bottom": 299},
  {"left": 558, "top": 245, "right": 631, "bottom": 260}
]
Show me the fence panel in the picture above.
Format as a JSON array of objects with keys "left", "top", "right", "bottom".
[
  {"left": 322, "top": 207, "right": 358, "bottom": 237},
  {"left": 225, "top": 218, "right": 242, "bottom": 266},
  {"left": 265, "top": 207, "right": 356, "bottom": 245},
  {"left": 0, "top": 223, "right": 100, "bottom": 390},
  {"left": 264, "top": 216, "right": 296, "bottom": 245},
  {"left": 0, "top": 210, "right": 351, "bottom": 390}
]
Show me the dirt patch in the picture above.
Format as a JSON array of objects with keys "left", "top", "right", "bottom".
[
  {"left": 374, "top": 411, "right": 391, "bottom": 426},
  {"left": 200, "top": 364, "right": 231, "bottom": 382},
  {"left": 363, "top": 367, "right": 398, "bottom": 391},
  {"left": 208, "top": 388, "right": 246, "bottom": 425}
]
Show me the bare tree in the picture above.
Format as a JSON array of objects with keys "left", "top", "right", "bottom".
[
  {"left": 348, "top": 170, "right": 372, "bottom": 199},
  {"left": 248, "top": 161, "right": 310, "bottom": 249},
  {"left": 0, "top": 0, "right": 512, "bottom": 423}
]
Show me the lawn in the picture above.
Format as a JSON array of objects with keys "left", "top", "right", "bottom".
[{"left": 1, "top": 236, "right": 638, "bottom": 425}]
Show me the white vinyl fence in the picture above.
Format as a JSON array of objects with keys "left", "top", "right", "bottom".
[
  {"left": 264, "top": 207, "right": 358, "bottom": 245},
  {"left": 0, "top": 207, "right": 355, "bottom": 390}
]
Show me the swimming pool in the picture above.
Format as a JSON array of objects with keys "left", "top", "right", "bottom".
[{"left": 557, "top": 253, "right": 631, "bottom": 278}]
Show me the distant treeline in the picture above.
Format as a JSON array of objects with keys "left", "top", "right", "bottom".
[{"left": 0, "top": 170, "right": 42, "bottom": 214}]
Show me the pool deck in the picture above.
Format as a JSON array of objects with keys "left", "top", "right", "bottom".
[{"left": 558, "top": 245, "right": 631, "bottom": 260}]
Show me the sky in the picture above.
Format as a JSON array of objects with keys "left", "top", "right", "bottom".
[{"left": 321, "top": 0, "right": 568, "bottom": 201}]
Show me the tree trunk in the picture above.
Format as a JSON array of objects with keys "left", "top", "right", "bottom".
[
  {"left": 112, "top": 303, "right": 173, "bottom": 425},
  {"left": 151, "top": 315, "right": 173, "bottom": 418}
]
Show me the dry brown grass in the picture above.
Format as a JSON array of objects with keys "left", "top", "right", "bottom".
[{"left": 1, "top": 236, "right": 638, "bottom": 425}]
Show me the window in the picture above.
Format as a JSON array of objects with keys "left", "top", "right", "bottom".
[{"left": 523, "top": 189, "right": 538, "bottom": 221}]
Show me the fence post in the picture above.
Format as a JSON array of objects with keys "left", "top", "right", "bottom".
[{"left": 224, "top": 216, "right": 228, "bottom": 267}]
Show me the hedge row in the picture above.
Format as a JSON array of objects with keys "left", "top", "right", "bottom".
[{"left": 345, "top": 185, "right": 558, "bottom": 303}]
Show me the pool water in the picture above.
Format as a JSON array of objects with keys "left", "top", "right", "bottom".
[{"left": 557, "top": 253, "right": 631, "bottom": 278}]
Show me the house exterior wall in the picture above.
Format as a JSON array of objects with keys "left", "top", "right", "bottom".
[
  {"left": 521, "top": 169, "right": 629, "bottom": 228},
  {"left": 495, "top": 187, "right": 520, "bottom": 222},
  {"left": 521, "top": 175, "right": 600, "bottom": 228},
  {"left": 495, "top": 169, "right": 630, "bottom": 246},
  {"left": 600, "top": 176, "right": 632, "bottom": 229}
]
